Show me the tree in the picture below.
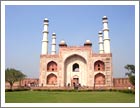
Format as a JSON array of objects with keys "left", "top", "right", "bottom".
[
  {"left": 5, "top": 68, "right": 26, "bottom": 90},
  {"left": 124, "top": 64, "right": 135, "bottom": 86}
]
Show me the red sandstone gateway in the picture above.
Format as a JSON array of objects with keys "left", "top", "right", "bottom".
[
  {"left": 5, "top": 16, "right": 133, "bottom": 90},
  {"left": 39, "top": 16, "right": 113, "bottom": 88}
]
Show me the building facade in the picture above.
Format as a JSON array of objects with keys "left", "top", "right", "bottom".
[
  {"left": 39, "top": 16, "right": 113, "bottom": 88},
  {"left": 5, "top": 78, "right": 134, "bottom": 90}
]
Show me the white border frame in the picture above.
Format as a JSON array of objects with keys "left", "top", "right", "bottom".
[{"left": 1, "top": 1, "right": 139, "bottom": 107}]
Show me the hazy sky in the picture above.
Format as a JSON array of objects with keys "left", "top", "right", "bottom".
[{"left": 5, "top": 5, "right": 135, "bottom": 78}]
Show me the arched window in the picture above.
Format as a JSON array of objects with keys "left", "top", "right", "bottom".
[
  {"left": 73, "top": 63, "right": 79, "bottom": 72},
  {"left": 46, "top": 73, "right": 57, "bottom": 85},
  {"left": 94, "top": 73, "right": 105, "bottom": 85},
  {"left": 47, "top": 61, "right": 57, "bottom": 71},
  {"left": 94, "top": 60, "right": 105, "bottom": 71}
]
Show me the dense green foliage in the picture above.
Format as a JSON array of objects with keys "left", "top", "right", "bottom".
[
  {"left": 124, "top": 64, "right": 135, "bottom": 86},
  {"left": 5, "top": 88, "right": 135, "bottom": 94},
  {"left": 128, "top": 75, "right": 135, "bottom": 86},
  {"left": 5, "top": 68, "right": 26, "bottom": 89},
  {"left": 5, "top": 91, "right": 135, "bottom": 103}
]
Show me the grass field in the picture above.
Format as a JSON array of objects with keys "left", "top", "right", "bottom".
[{"left": 5, "top": 91, "right": 135, "bottom": 103}]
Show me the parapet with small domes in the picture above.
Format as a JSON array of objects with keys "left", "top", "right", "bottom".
[
  {"left": 59, "top": 40, "right": 67, "bottom": 47},
  {"left": 84, "top": 40, "right": 92, "bottom": 47}
]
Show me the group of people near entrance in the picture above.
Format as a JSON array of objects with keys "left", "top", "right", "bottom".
[{"left": 67, "top": 82, "right": 81, "bottom": 90}]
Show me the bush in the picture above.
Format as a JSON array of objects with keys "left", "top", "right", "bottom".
[
  {"left": 32, "top": 89, "right": 77, "bottom": 92},
  {"left": 5, "top": 89, "right": 13, "bottom": 92},
  {"left": 5, "top": 88, "right": 30, "bottom": 92},
  {"left": 5, "top": 88, "right": 135, "bottom": 94},
  {"left": 108, "top": 89, "right": 118, "bottom": 92},
  {"left": 31, "top": 89, "right": 109, "bottom": 92},
  {"left": 118, "top": 89, "right": 135, "bottom": 94}
]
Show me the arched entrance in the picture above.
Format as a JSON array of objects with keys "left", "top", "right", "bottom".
[
  {"left": 94, "top": 73, "right": 105, "bottom": 85},
  {"left": 46, "top": 73, "right": 57, "bottom": 85},
  {"left": 71, "top": 75, "right": 79, "bottom": 86},
  {"left": 94, "top": 60, "right": 105, "bottom": 71},
  {"left": 64, "top": 54, "right": 87, "bottom": 86},
  {"left": 47, "top": 61, "right": 57, "bottom": 71}
]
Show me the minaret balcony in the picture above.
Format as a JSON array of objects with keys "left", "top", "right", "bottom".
[{"left": 42, "top": 31, "right": 49, "bottom": 33}]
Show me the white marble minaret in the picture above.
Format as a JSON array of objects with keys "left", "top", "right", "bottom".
[
  {"left": 98, "top": 31, "right": 104, "bottom": 54},
  {"left": 41, "top": 18, "right": 49, "bottom": 55},
  {"left": 102, "top": 16, "right": 111, "bottom": 53},
  {"left": 51, "top": 33, "right": 56, "bottom": 55}
]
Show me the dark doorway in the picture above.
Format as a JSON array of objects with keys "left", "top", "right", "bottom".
[{"left": 72, "top": 78, "right": 79, "bottom": 86}]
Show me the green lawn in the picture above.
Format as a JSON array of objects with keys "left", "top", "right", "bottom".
[{"left": 5, "top": 91, "right": 135, "bottom": 103}]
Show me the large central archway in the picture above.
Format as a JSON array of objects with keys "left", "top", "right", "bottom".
[{"left": 64, "top": 54, "right": 87, "bottom": 86}]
